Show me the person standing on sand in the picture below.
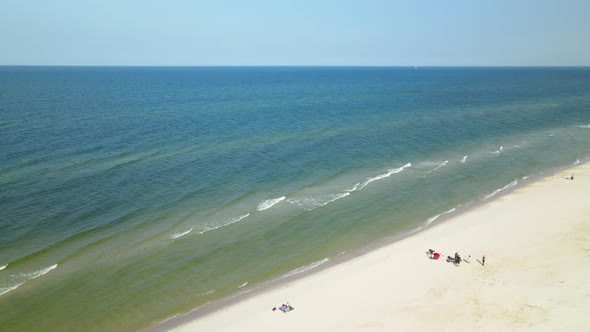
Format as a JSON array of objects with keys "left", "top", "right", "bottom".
[{"left": 482, "top": 255, "right": 486, "bottom": 266}]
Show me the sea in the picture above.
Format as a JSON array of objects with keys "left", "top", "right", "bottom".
[{"left": 1, "top": 66, "right": 590, "bottom": 331}]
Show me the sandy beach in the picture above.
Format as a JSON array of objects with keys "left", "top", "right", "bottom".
[{"left": 163, "top": 163, "right": 590, "bottom": 332}]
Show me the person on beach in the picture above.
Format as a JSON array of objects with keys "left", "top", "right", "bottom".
[{"left": 482, "top": 255, "right": 486, "bottom": 266}]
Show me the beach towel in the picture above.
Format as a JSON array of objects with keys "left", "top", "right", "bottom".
[{"left": 280, "top": 305, "right": 295, "bottom": 313}]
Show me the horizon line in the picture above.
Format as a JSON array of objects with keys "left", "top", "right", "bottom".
[{"left": 1, "top": 64, "right": 590, "bottom": 68}]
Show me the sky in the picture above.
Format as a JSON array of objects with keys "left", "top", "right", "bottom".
[{"left": 0, "top": 0, "right": 589, "bottom": 66}]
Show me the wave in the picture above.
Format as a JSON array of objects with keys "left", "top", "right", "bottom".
[
  {"left": 199, "top": 290, "right": 215, "bottom": 296},
  {"left": 0, "top": 264, "right": 6, "bottom": 271},
  {"left": 256, "top": 196, "right": 286, "bottom": 211},
  {"left": 281, "top": 258, "right": 330, "bottom": 279},
  {"left": 0, "top": 282, "right": 24, "bottom": 296},
  {"left": 579, "top": 124, "right": 590, "bottom": 129},
  {"left": 483, "top": 180, "right": 518, "bottom": 200},
  {"left": 353, "top": 162, "right": 412, "bottom": 191},
  {"left": 288, "top": 162, "right": 410, "bottom": 211},
  {"left": 0, "top": 264, "right": 58, "bottom": 297},
  {"left": 424, "top": 207, "right": 457, "bottom": 227},
  {"left": 197, "top": 213, "right": 250, "bottom": 234},
  {"left": 574, "top": 158, "right": 581, "bottom": 165},
  {"left": 426, "top": 160, "right": 448, "bottom": 174},
  {"left": 238, "top": 282, "right": 248, "bottom": 288},
  {"left": 171, "top": 228, "right": 193, "bottom": 240},
  {"left": 287, "top": 192, "right": 350, "bottom": 211},
  {"left": 493, "top": 146, "right": 504, "bottom": 155},
  {"left": 460, "top": 155, "right": 468, "bottom": 163}
]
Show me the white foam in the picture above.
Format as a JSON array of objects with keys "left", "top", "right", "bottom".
[
  {"left": 197, "top": 213, "right": 250, "bottom": 234},
  {"left": 483, "top": 180, "right": 518, "bottom": 200},
  {"left": 356, "top": 162, "right": 412, "bottom": 191},
  {"left": 256, "top": 196, "right": 286, "bottom": 211},
  {"left": 347, "top": 182, "right": 362, "bottom": 192},
  {"left": 23, "top": 264, "right": 58, "bottom": 280},
  {"left": 200, "top": 290, "right": 215, "bottom": 296},
  {"left": 574, "top": 158, "right": 581, "bottom": 165},
  {"left": 0, "top": 264, "right": 58, "bottom": 297},
  {"left": 424, "top": 207, "right": 457, "bottom": 227},
  {"left": 0, "top": 264, "right": 6, "bottom": 271},
  {"left": 579, "top": 124, "right": 590, "bottom": 129},
  {"left": 171, "top": 228, "right": 193, "bottom": 240},
  {"left": 238, "top": 282, "right": 248, "bottom": 288},
  {"left": 460, "top": 155, "right": 468, "bottom": 163},
  {"left": 493, "top": 146, "right": 504, "bottom": 155},
  {"left": 288, "top": 192, "right": 350, "bottom": 211},
  {"left": 426, "top": 160, "right": 448, "bottom": 174},
  {"left": 282, "top": 258, "right": 330, "bottom": 279},
  {"left": 0, "top": 282, "right": 24, "bottom": 296}
]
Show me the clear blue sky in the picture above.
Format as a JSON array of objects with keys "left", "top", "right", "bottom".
[{"left": 1, "top": 0, "right": 589, "bottom": 66}]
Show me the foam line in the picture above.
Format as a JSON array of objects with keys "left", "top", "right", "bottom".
[
  {"left": 426, "top": 160, "right": 448, "bottom": 174},
  {"left": 0, "top": 282, "right": 24, "bottom": 296},
  {"left": 171, "top": 228, "right": 193, "bottom": 240},
  {"left": 0, "top": 264, "right": 58, "bottom": 297},
  {"left": 484, "top": 180, "right": 518, "bottom": 200},
  {"left": 287, "top": 192, "right": 350, "bottom": 211},
  {"left": 256, "top": 196, "right": 286, "bottom": 211},
  {"left": 355, "top": 162, "right": 412, "bottom": 191},
  {"left": 281, "top": 258, "right": 330, "bottom": 279},
  {"left": 197, "top": 213, "right": 250, "bottom": 234},
  {"left": 424, "top": 207, "right": 457, "bottom": 226}
]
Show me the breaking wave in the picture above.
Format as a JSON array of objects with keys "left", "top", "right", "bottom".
[
  {"left": 0, "top": 264, "right": 6, "bottom": 271},
  {"left": 483, "top": 180, "right": 518, "bottom": 200},
  {"left": 288, "top": 192, "right": 350, "bottom": 211},
  {"left": 493, "top": 146, "right": 504, "bottom": 155},
  {"left": 197, "top": 213, "right": 250, "bottom": 234},
  {"left": 352, "top": 162, "right": 412, "bottom": 192},
  {"left": 171, "top": 228, "right": 193, "bottom": 240},
  {"left": 256, "top": 196, "right": 286, "bottom": 211},
  {"left": 424, "top": 207, "right": 457, "bottom": 227},
  {"left": 0, "top": 264, "right": 58, "bottom": 297},
  {"left": 460, "top": 155, "right": 468, "bottom": 163},
  {"left": 281, "top": 258, "right": 330, "bottom": 279},
  {"left": 238, "top": 282, "right": 248, "bottom": 288},
  {"left": 426, "top": 160, "right": 448, "bottom": 174}
]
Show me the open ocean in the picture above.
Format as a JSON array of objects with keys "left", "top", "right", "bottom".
[{"left": 1, "top": 66, "right": 590, "bottom": 331}]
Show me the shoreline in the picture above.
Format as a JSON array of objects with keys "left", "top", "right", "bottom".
[{"left": 146, "top": 161, "right": 590, "bottom": 331}]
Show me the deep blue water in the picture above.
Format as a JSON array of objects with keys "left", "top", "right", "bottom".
[{"left": 1, "top": 66, "right": 590, "bottom": 331}]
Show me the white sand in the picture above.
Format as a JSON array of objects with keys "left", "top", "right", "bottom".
[{"left": 169, "top": 163, "right": 590, "bottom": 331}]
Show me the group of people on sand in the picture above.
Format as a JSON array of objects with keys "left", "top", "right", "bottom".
[
  {"left": 272, "top": 302, "right": 294, "bottom": 313},
  {"left": 428, "top": 249, "right": 484, "bottom": 266},
  {"left": 564, "top": 174, "right": 575, "bottom": 180}
]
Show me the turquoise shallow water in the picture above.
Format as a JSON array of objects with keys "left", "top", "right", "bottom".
[{"left": 1, "top": 67, "right": 590, "bottom": 331}]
